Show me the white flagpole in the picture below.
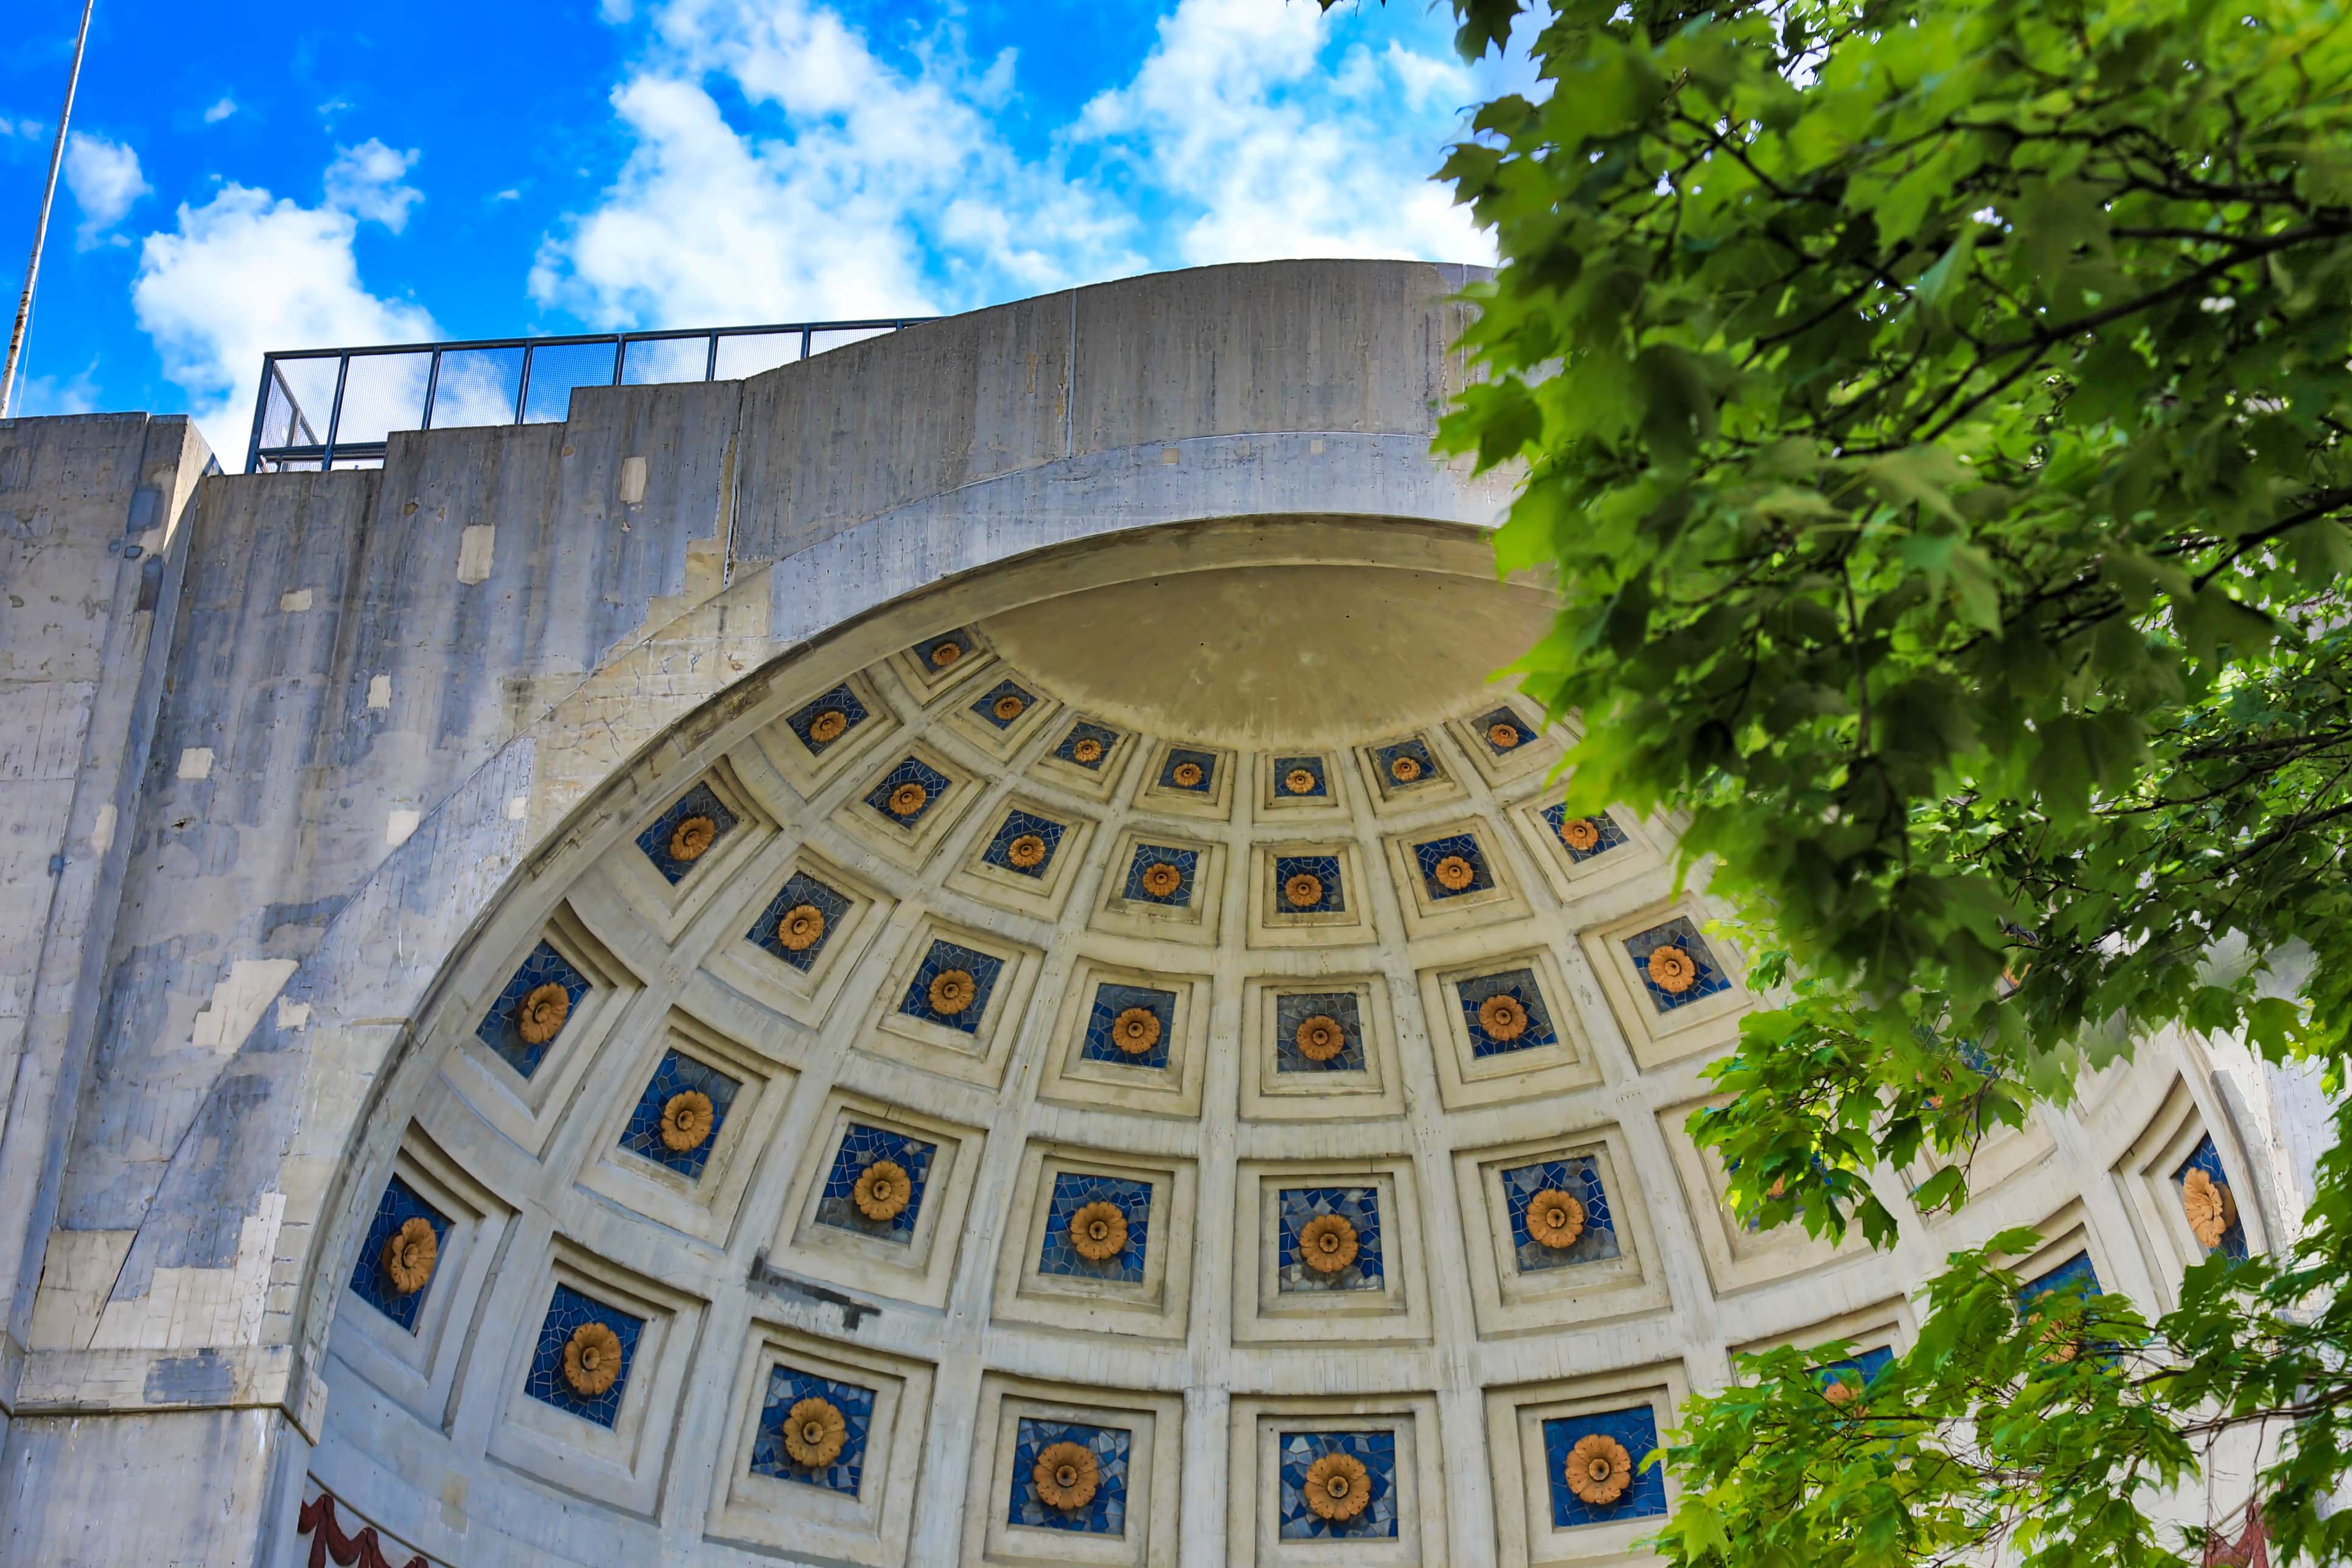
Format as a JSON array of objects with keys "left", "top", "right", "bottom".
[{"left": 1, "top": 0, "right": 99, "bottom": 420}]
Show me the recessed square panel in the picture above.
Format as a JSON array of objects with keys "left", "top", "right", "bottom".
[
  {"left": 1247, "top": 841, "right": 1373, "bottom": 947},
  {"left": 863, "top": 920, "right": 1041, "bottom": 1088},
  {"left": 1455, "top": 1129, "right": 1668, "bottom": 1337},
  {"left": 1487, "top": 1366, "right": 1684, "bottom": 1567},
  {"left": 475, "top": 939, "right": 590, "bottom": 1081},
  {"left": 964, "top": 1376, "right": 1182, "bottom": 1567},
  {"left": 751, "top": 1365, "right": 876, "bottom": 1496},
  {"left": 747, "top": 870, "right": 853, "bottom": 974},
  {"left": 1584, "top": 899, "right": 1751, "bottom": 1067},
  {"left": 1357, "top": 730, "right": 1466, "bottom": 813},
  {"left": 892, "top": 626, "right": 996, "bottom": 701},
  {"left": 636, "top": 779, "right": 740, "bottom": 884},
  {"left": 1278, "top": 1430, "right": 1398, "bottom": 1541},
  {"left": 1385, "top": 819, "right": 1529, "bottom": 935},
  {"left": 994, "top": 1142, "right": 1196, "bottom": 1340},
  {"left": 523, "top": 1283, "right": 645, "bottom": 1429},
  {"left": 1231, "top": 1395, "right": 1444, "bottom": 1567},
  {"left": 1241, "top": 976, "right": 1404, "bottom": 1122},
  {"left": 1418, "top": 949, "right": 1602, "bottom": 1110},
  {"left": 1237, "top": 1159, "right": 1427, "bottom": 1345},
  {"left": 783, "top": 683, "right": 873, "bottom": 760},
  {"left": 779, "top": 1095, "right": 982, "bottom": 1308},
  {"left": 1133, "top": 738, "right": 1235, "bottom": 818},
  {"left": 1032, "top": 716, "right": 1136, "bottom": 800},
  {"left": 754, "top": 670, "right": 900, "bottom": 794},
  {"left": 1448, "top": 698, "right": 1563, "bottom": 788},
  {"left": 347, "top": 1175, "right": 450, "bottom": 1333},
  {"left": 615, "top": 1048, "right": 740, "bottom": 1181},
  {"left": 817, "top": 1124, "right": 940, "bottom": 1246},
  {"left": 1038, "top": 956, "right": 1211, "bottom": 1120},
  {"left": 1258, "top": 751, "right": 1347, "bottom": 817},
  {"left": 1093, "top": 830, "right": 1222, "bottom": 943}
]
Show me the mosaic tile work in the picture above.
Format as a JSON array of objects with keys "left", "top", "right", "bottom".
[
  {"left": 970, "top": 677, "right": 1040, "bottom": 731},
  {"left": 616, "top": 1048, "right": 741, "bottom": 1180},
  {"left": 863, "top": 755, "right": 953, "bottom": 829},
  {"left": 1037, "top": 1172, "right": 1153, "bottom": 1283},
  {"left": 1276, "top": 1186, "right": 1384, "bottom": 1293},
  {"left": 1273, "top": 991, "right": 1366, "bottom": 1073},
  {"left": 745, "top": 870, "right": 852, "bottom": 972},
  {"left": 1455, "top": 968, "right": 1560, "bottom": 1059},
  {"left": 981, "top": 808, "right": 1068, "bottom": 880},
  {"left": 1502, "top": 1155, "right": 1621, "bottom": 1273},
  {"left": 1373, "top": 737, "right": 1442, "bottom": 789},
  {"left": 1544, "top": 802, "right": 1630, "bottom": 864},
  {"left": 1272, "top": 755, "right": 1329, "bottom": 797},
  {"left": 1541, "top": 1405, "right": 1667, "bottom": 1527},
  {"left": 783, "top": 684, "right": 870, "bottom": 757},
  {"left": 1272, "top": 853, "right": 1345, "bottom": 915},
  {"left": 1121, "top": 844, "right": 1199, "bottom": 906},
  {"left": 348, "top": 1175, "right": 450, "bottom": 1331},
  {"left": 1412, "top": 831, "right": 1494, "bottom": 900},
  {"left": 474, "top": 939, "right": 590, "bottom": 1079},
  {"left": 636, "top": 781, "right": 740, "bottom": 884},
  {"left": 1055, "top": 720, "right": 1120, "bottom": 771},
  {"left": 898, "top": 939, "right": 1004, "bottom": 1034},
  {"left": 1159, "top": 747, "right": 1219, "bottom": 794},
  {"left": 751, "top": 1366, "right": 876, "bottom": 1496},
  {"left": 1007, "top": 1417, "right": 1132, "bottom": 1536},
  {"left": 523, "top": 1285, "right": 644, "bottom": 1429},
  {"left": 2174, "top": 1134, "right": 2250, "bottom": 1259},
  {"left": 909, "top": 627, "right": 977, "bottom": 673},
  {"left": 2018, "top": 1251, "right": 2101, "bottom": 1311},
  {"left": 1476, "top": 706, "right": 1538, "bottom": 754},
  {"left": 1277, "top": 1430, "right": 1399, "bottom": 1540},
  {"left": 1623, "top": 916, "right": 1734, "bottom": 1013},
  {"left": 1082, "top": 981, "right": 1177, "bottom": 1069},
  {"left": 1813, "top": 1345, "right": 1895, "bottom": 1401},
  {"left": 817, "top": 1124, "right": 939, "bottom": 1244}
]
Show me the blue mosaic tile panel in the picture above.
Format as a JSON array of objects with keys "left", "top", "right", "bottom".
[
  {"left": 2018, "top": 1250, "right": 2101, "bottom": 1311},
  {"left": 1502, "top": 1155, "right": 1621, "bottom": 1273},
  {"left": 1277, "top": 1430, "right": 1399, "bottom": 1541},
  {"left": 1412, "top": 831, "right": 1494, "bottom": 901},
  {"left": 783, "top": 684, "right": 870, "bottom": 757},
  {"left": 1542, "top": 1405, "right": 1667, "bottom": 1527},
  {"left": 1276, "top": 1186, "right": 1384, "bottom": 1292},
  {"left": 864, "top": 755, "right": 953, "bottom": 829},
  {"left": 1813, "top": 1345, "right": 1895, "bottom": 1399},
  {"left": 970, "top": 677, "right": 1040, "bottom": 731},
  {"left": 1544, "top": 802, "right": 1631, "bottom": 864},
  {"left": 1476, "top": 706, "right": 1538, "bottom": 754},
  {"left": 817, "top": 1123, "right": 939, "bottom": 1243},
  {"left": 523, "top": 1284, "right": 644, "bottom": 1429},
  {"left": 1373, "top": 736, "right": 1442, "bottom": 789},
  {"left": 909, "top": 627, "right": 977, "bottom": 674},
  {"left": 746, "top": 870, "right": 852, "bottom": 972},
  {"left": 898, "top": 939, "right": 1004, "bottom": 1034},
  {"left": 1272, "top": 853, "right": 1345, "bottom": 915},
  {"left": 474, "top": 939, "right": 590, "bottom": 1079},
  {"left": 1007, "top": 1417, "right": 1131, "bottom": 1536},
  {"left": 1455, "top": 967, "right": 1559, "bottom": 1059},
  {"left": 1274, "top": 991, "right": 1366, "bottom": 1073},
  {"left": 1038, "top": 1172, "right": 1153, "bottom": 1283},
  {"left": 348, "top": 1175, "right": 450, "bottom": 1331},
  {"left": 981, "top": 808, "right": 1068, "bottom": 880},
  {"left": 1121, "top": 844, "right": 1199, "bottom": 906},
  {"left": 751, "top": 1365, "right": 876, "bottom": 1496},
  {"left": 1158, "top": 747, "right": 1219, "bottom": 794},
  {"left": 636, "top": 781, "right": 739, "bottom": 884},
  {"left": 2174, "top": 1134, "right": 2250, "bottom": 1259},
  {"left": 616, "top": 1048, "right": 741, "bottom": 1180},
  {"left": 1623, "top": 917, "right": 1734, "bottom": 1013},
  {"left": 1055, "top": 720, "right": 1120, "bottom": 771},
  {"left": 1272, "top": 755, "right": 1329, "bottom": 798},
  {"left": 1082, "top": 981, "right": 1177, "bottom": 1069}
]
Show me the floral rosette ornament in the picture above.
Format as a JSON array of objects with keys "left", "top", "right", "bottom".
[
  {"left": 1559, "top": 815, "right": 1602, "bottom": 852},
  {"left": 1432, "top": 854, "right": 1477, "bottom": 891},
  {"left": 783, "top": 1396, "right": 847, "bottom": 1467},
  {"left": 1298, "top": 1212, "right": 1360, "bottom": 1275},
  {"left": 1477, "top": 993, "right": 1528, "bottom": 1043},
  {"left": 1069, "top": 1200, "right": 1129, "bottom": 1262},
  {"left": 1646, "top": 945, "right": 1698, "bottom": 994},
  {"left": 1283, "top": 872, "right": 1325, "bottom": 909},
  {"left": 1110, "top": 1006, "right": 1162, "bottom": 1055},
  {"left": 807, "top": 709, "right": 848, "bottom": 744},
  {"left": 1565, "top": 1433, "right": 1633, "bottom": 1506},
  {"left": 1284, "top": 766, "right": 1318, "bottom": 794},
  {"left": 1488, "top": 719, "right": 1522, "bottom": 749},
  {"left": 1303, "top": 1452, "right": 1372, "bottom": 1522},
  {"left": 927, "top": 968, "right": 978, "bottom": 1015},
  {"left": 515, "top": 982, "right": 571, "bottom": 1045},
  {"left": 777, "top": 903, "right": 826, "bottom": 951},
  {"left": 1293, "top": 1014, "right": 1346, "bottom": 1062},
  {"left": 854, "top": 1159, "right": 911, "bottom": 1221},
  {"left": 1170, "top": 760, "right": 1205, "bottom": 789},
  {"left": 2183, "top": 1167, "right": 2237, "bottom": 1248},
  {"left": 660, "top": 1089, "right": 714, "bottom": 1152},
  {"left": 380, "top": 1216, "right": 438, "bottom": 1295},
  {"left": 1139, "top": 861, "right": 1184, "bottom": 898},
  {"left": 668, "top": 813, "right": 718, "bottom": 863},
  {"left": 926, "top": 639, "right": 961, "bottom": 668},
  {"left": 886, "top": 782, "right": 929, "bottom": 818},
  {"left": 992, "top": 692, "right": 1027, "bottom": 722},
  {"left": 1388, "top": 752, "right": 1423, "bottom": 783},
  {"left": 1034, "top": 1441, "right": 1099, "bottom": 1512},
  {"left": 1006, "top": 832, "right": 1049, "bottom": 869},
  {"left": 562, "top": 1320, "right": 623, "bottom": 1397},
  {"left": 1526, "top": 1189, "right": 1586, "bottom": 1249},
  {"left": 1070, "top": 736, "right": 1105, "bottom": 765}
]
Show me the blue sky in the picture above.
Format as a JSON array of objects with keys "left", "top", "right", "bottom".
[{"left": 1, "top": 0, "right": 1521, "bottom": 462}]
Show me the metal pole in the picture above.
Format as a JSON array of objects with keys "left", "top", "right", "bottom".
[{"left": 1, "top": 0, "right": 97, "bottom": 419}]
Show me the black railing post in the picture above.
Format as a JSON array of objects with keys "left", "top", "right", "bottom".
[
  {"left": 321, "top": 353, "right": 351, "bottom": 472},
  {"left": 243, "top": 354, "right": 275, "bottom": 474},
  {"left": 421, "top": 348, "right": 443, "bottom": 431}
]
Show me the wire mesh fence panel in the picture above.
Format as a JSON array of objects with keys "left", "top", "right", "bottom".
[
  {"left": 713, "top": 331, "right": 805, "bottom": 381},
  {"left": 522, "top": 341, "right": 621, "bottom": 424},
  {"left": 620, "top": 336, "right": 712, "bottom": 385},
  {"left": 807, "top": 326, "right": 895, "bottom": 359},
  {"left": 430, "top": 348, "right": 526, "bottom": 430},
  {"left": 328, "top": 352, "right": 435, "bottom": 452}
]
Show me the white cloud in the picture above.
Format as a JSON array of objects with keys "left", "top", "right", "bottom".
[
  {"left": 10, "top": 360, "right": 101, "bottom": 417},
  {"left": 65, "top": 132, "right": 151, "bottom": 248},
  {"left": 324, "top": 139, "right": 423, "bottom": 233},
  {"left": 203, "top": 96, "right": 238, "bottom": 124}
]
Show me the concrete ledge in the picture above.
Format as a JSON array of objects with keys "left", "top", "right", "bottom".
[{"left": 12, "top": 1343, "right": 328, "bottom": 1440}]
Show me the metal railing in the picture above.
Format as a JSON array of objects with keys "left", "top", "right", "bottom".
[{"left": 244, "top": 317, "right": 934, "bottom": 474}]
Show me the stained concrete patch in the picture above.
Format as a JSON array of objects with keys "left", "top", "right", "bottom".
[
  {"left": 278, "top": 589, "right": 313, "bottom": 612},
  {"left": 189, "top": 959, "right": 298, "bottom": 1054},
  {"left": 144, "top": 1349, "right": 234, "bottom": 1405},
  {"left": 175, "top": 747, "right": 212, "bottom": 780},
  {"left": 457, "top": 525, "right": 495, "bottom": 584},
  {"left": 367, "top": 674, "right": 391, "bottom": 710}
]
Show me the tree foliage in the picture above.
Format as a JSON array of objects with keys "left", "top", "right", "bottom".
[{"left": 1323, "top": 0, "right": 2352, "bottom": 1556}]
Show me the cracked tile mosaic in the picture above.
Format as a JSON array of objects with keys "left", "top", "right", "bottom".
[
  {"left": 1624, "top": 917, "right": 1733, "bottom": 1012},
  {"left": 1272, "top": 755, "right": 1329, "bottom": 798},
  {"left": 1274, "top": 992, "right": 1365, "bottom": 1073},
  {"left": 1502, "top": 1155, "right": 1621, "bottom": 1273},
  {"left": 746, "top": 871, "right": 851, "bottom": 972},
  {"left": 1055, "top": 720, "right": 1120, "bottom": 771},
  {"left": 1412, "top": 831, "right": 1494, "bottom": 900},
  {"left": 1082, "top": 982, "right": 1177, "bottom": 1069},
  {"left": 1277, "top": 1430, "right": 1398, "bottom": 1540},
  {"left": 1544, "top": 802, "right": 1629, "bottom": 864},
  {"left": 1476, "top": 706, "right": 1537, "bottom": 755},
  {"left": 1813, "top": 1345, "right": 1895, "bottom": 1402},
  {"left": 617, "top": 1048, "right": 740, "bottom": 1181},
  {"left": 784, "top": 684, "right": 870, "bottom": 757},
  {"left": 909, "top": 628, "right": 976, "bottom": 673},
  {"left": 1541, "top": 1405, "right": 1666, "bottom": 1527},
  {"left": 864, "top": 755, "right": 953, "bottom": 829},
  {"left": 1121, "top": 844, "right": 1199, "bottom": 906},
  {"left": 2018, "top": 1251, "right": 2101, "bottom": 1311},
  {"left": 971, "top": 677, "right": 1040, "bottom": 731},
  {"left": 1373, "top": 737, "right": 1441, "bottom": 789},
  {"left": 1455, "top": 968, "right": 1559, "bottom": 1059},
  {"left": 524, "top": 1284, "right": 643, "bottom": 1429},
  {"left": 898, "top": 939, "right": 1004, "bottom": 1034},
  {"left": 817, "top": 1124, "right": 938, "bottom": 1243},
  {"left": 1007, "top": 1417, "right": 1131, "bottom": 1536},
  {"left": 751, "top": 1366, "right": 876, "bottom": 1496},
  {"left": 636, "top": 781, "right": 740, "bottom": 884},
  {"left": 1158, "top": 747, "right": 1218, "bottom": 794},
  {"left": 1272, "top": 853, "right": 1345, "bottom": 915},
  {"left": 475, "top": 940, "right": 590, "bottom": 1079},
  {"left": 349, "top": 1175, "right": 450, "bottom": 1331},
  {"left": 981, "top": 808, "right": 1068, "bottom": 879},
  {"left": 1037, "top": 1172, "right": 1153, "bottom": 1283},
  {"left": 2175, "top": 1134, "right": 2250, "bottom": 1259},
  {"left": 1277, "top": 1186, "right": 1384, "bottom": 1292}
]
